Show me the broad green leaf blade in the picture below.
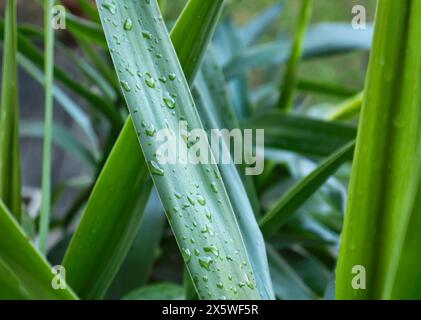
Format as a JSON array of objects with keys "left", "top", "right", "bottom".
[
  {"left": 98, "top": 0, "right": 260, "bottom": 299},
  {"left": 239, "top": 2, "right": 283, "bottom": 47},
  {"left": 0, "top": 0, "right": 21, "bottom": 221},
  {"left": 243, "top": 111, "right": 356, "bottom": 157},
  {"left": 123, "top": 283, "right": 184, "bottom": 300},
  {"left": 170, "top": 0, "right": 223, "bottom": 86},
  {"left": 277, "top": 0, "right": 312, "bottom": 111},
  {"left": 336, "top": 0, "right": 421, "bottom": 299},
  {"left": 224, "top": 23, "right": 373, "bottom": 79},
  {"left": 260, "top": 141, "right": 355, "bottom": 238},
  {"left": 0, "top": 200, "right": 77, "bottom": 299},
  {"left": 106, "top": 190, "right": 166, "bottom": 299},
  {"left": 194, "top": 51, "right": 274, "bottom": 299},
  {"left": 63, "top": 0, "right": 228, "bottom": 300},
  {"left": 63, "top": 119, "right": 153, "bottom": 299},
  {"left": 39, "top": 0, "right": 56, "bottom": 254}
]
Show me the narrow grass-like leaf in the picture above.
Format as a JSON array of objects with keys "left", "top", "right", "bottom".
[
  {"left": 0, "top": 0, "right": 21, "bottom": 221},
  {"left": 327, "top": 91, "right": 363, "bottom": 121},
  {"left": 260, "top": 141, "right": 355, "bottom": 238},
  {"left": 0, "top": 200, "right": 77, "bottom": 299},
  {"left": 336, "top": 0, "right": 421, "bottom": 299},
  {"left": 39, "top": 0, "right": 56, "bottom": 254},
  {"left": 98, "top": 0, "right": 260, "bottom": 299},
  {"left": 277, "top": 0, "right": 312, "bottom": 111}
]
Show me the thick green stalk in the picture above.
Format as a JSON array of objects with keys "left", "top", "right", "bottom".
[
  {"left": 0, "top": 0, "right": 21, "bottom": 221},
  {"left": 336, "top": 0, "right": 421, "bottom": 299},
  {"left": 277, "top": 0, "right": 313, "bottom": 111},
  {"left": 39, "top": 0, "right": 56, "bottom": 254}
]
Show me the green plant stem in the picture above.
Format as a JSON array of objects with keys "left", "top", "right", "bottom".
[
  {"left": 277, "top": 0, "right": 313, "bottom": 111},
  {"left": 327, "top": 91, "right": 363, "bottom": 121},
  {"left": 0, "top": 0, "right": 21, "bottom": 221},
  {"left": 39, "top": 0, "right": 55, "bottom": 254},
  {"left": 336, "top": 0, "right": 421, "bottom": 299}
]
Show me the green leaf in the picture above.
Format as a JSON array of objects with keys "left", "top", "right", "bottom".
[
  {"left": 239, "top": 2, "right": 283, "bottom": 47},
  {"left": 63, "top": 119, "right": 153, "bottom": 299},
  {"left": 392, "top": 178, "right": 421, "bottom": 299},
  {"left": 39, "top": 0, "right": 56, "bottom": 254},
  {"left": 193, "top": 50, "right": 274, "bottom": 299},
  {"left": 260, "top": 141, "right": 355, "bottom": 238},
  {"left": 20, "top": 121, "right": 98, "bottom": 169},
  {"left": 327, "top": 91, "right": 363, "bottom": 121},
  {"left": 224, "top": 23, "right": 373, "bottom": 79},
  {"left": 242, "top": 111, "right": 356, "bottom": 157},
  {"left": 106, "top": 190, "right": 166, "bottom": 299},
  {"left": 170, "top": 0, "right": 223, "bottom": 85},
  {"left": 336, "top": 0, "right": 421, "bottom": 299},
  {"left": 98, "top": 0, "right": 260, "bottom": 299},
  {"left": 277, "top": 0, "right": 313, "bottom": 111},
  {"left": 0, "top": 0, "right": 21, "bottom": 221},
  {"left": 63, "top": 0, "right": 227, "bottom": 300},
  {"left": 123, "top": 283, "right": 184, "bottom": 300},
  {"left": 0, "top": 200, "right": 77, "bottom": 300},
  {"left": 267, "top": 245, "right": 316, "bottom": 300}
]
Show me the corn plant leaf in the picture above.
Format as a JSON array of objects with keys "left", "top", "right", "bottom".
[
  {"left": 123, "top": 283, "right": 184, "bottom": 300},
  {"left": 224, "top": 23, "right": 373, "bottom": 79},
  {"left": 243, "top": 111, "right": 356, "bottom": 157},
  {"left": 97, "top": 0, "right": 261, "bottom": 299},
  {"left": 0, "top": 200, "right": 77, "bottom": 299},
  {"left": 260, "top": 141, "right": 355, "bottom": 238},
  {"left": 0, "top": 0, "right": 21, "bottom": 221},
  {"left": 336, "top": 0, "right": 421, "bottom": 299},
  {"left": 63, "top": 0, "right": 231, "bottom": 300}
]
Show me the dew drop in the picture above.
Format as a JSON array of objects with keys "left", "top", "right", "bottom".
[
  {"left": 120, "top": 80, "right": 131, "bottom": 92},
  {"left": 168, "top": 72, "right": 176, "bottom": 80},
  {"left": 198, "top": 257, "right": 213, "bottom": 271},
  {"left": 203, "top": 245, "right": 219, "bottom": 257},
  {"left": 149, "top": 160, "right": 164, "bottom": 176},
  {"left": 123, "top": 18, "right": 133, "bottom": 31},
  {"left": 182, "top": 248, "right": 191, "bottom": 264}
]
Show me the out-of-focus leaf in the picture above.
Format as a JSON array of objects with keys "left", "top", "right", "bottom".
[
  {"left": 267, "top": 246, "right": 316, "bottom": 300},
  {"left": 0, "top": 200, "right": 77, "bottom": 300},
  {"left": 0, "top": 0, "right": 21, "bottom": 221},
  {"left": 260, "top": 141, "right": 355, "bottom": 238},
  {"left": 239, "top": 2, "right": 283, "bottom": 46},
  {"left": 123, "top": 283, "right": 184, "bottom": 300},
  {"left": 224, "top": 23, "right": 373, "bottom": 79},
  {"left": 243, "top": 111, "right": 356, "bottom": 157}
]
